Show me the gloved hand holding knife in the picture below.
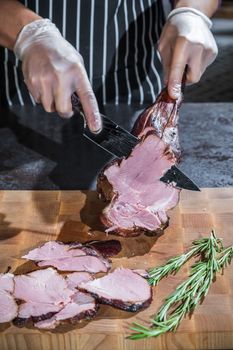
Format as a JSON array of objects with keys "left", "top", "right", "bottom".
[
  {"left": 14, "top": 18, "right": 102, "bottom": 133},
  {"left": 0, "top": 0, "right": 101, "bottom": 133}
]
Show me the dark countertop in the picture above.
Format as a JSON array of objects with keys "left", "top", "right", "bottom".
[{"left": 0, "top": 103, "right": 232, "bottom": 190}]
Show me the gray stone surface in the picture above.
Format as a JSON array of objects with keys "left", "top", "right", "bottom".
[
  {"left": 178, "top": 103, "right": 233, "bottom": 187},
  {"left": 0, "top": 103, "right": 232, "bottom": 190}
]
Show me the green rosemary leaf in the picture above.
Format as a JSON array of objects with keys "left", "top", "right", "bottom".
[
  {"left": 218, "top": 246, "right": 233, "bottom": 268},
  {"left": 148, "top": 230, "right": 222, "bottom": 286},
  {"left": 129, "top": 231, "right": 232, "bottom": 340}
]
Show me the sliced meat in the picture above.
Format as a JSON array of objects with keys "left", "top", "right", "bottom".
[
  {"left": 0, "top": 292, "right": 18, "bottom": 323},
  {"left": 79, "top": 268, "right": 152, "bottom": 312},
  {"left": 22, "top": 241, "right": 85, "bottom": 261},
  {"left": 35, "top": 292, "right": 98, "bottom": 329},
  {"left": 14, "top": 303, "right": 63, "bottom": 326},
  {"left": 98, "top": 135, "right": 180, "bottom": 236},
  {"left": 13, "top": 268, "right": 74, "bottom": 325},
  {"left": 87, "top": 240, "right": 122, "bottom": 258},
  {"left": 38, "top": 255, "right": 111, "bottom": 273},
  {"left": 97, "top": 88, "right": 182, "bottom": 236},
  {"left": 0, "top": 273, "right": 14, "bottom": 293},
  {"left": 66, "top": 272, "right": 93, "bottom": 290},
  {"left": 22, "top": 241, "right": 113, "bottom": 273},
  {"left": 14, "top": 268, "right": 73, "bottom": 304},
  {"left": 0, "top": 273, "right": 18, "bottom": 323}
]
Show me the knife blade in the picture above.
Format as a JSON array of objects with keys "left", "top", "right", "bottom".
[
  {"left": 71, "top": 93, "right": 200, "bottom": 191},
  {"left": 160, "top": 165, "right": 200, "bottom": 191},
  {"left": 83, "top": 114, "right": 139, "bottom": 158},
  {"left": 71, "top": 92, "right": 139, "bottom": 158}
]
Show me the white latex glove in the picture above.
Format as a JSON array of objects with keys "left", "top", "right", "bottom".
[
  {"left": 14, "top": 19, "right": 101, "bottom": 132},
  {"left": 158, "top": 8, "right": 218, "bottom": 99}
]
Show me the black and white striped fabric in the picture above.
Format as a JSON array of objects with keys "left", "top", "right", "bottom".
[{"left": 0, "top": 0, "right": 167, "bottom": 107}]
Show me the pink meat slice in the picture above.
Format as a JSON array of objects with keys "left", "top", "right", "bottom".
[
  {"left": 13, "top": 268, "right": 74, "bottom": 324},
  {"left": 0, "top": 273, "right": 14, "bottom": 293},
  {"left": 79, "top": 268, "right": 152, "bottom": 312},
  {"left": 66, "top": 272, "right": 93, "bottom": 290},
  {"left": 14, "top": 268, "right": 73, "bottom": 304},
  {"left": 35, "top": 291, "right": 97, "bottom": 329},
  {"left": 38, "top": 255, "right": 111, "bottom": 273},
  {"left": 17, "top": 302, "right": 62, "bottom": 320},
  {"left": 0, "top": 292, "right": 18, "bottom": 323},
  {"left": 22, "top": 241, "right": 85, "bottom": 261},
  {"left": 0, "top": 273, "right": 18, "bottom": 323},
  {"left": 101, "top": 135, "right": 179, "bottom": 233}
]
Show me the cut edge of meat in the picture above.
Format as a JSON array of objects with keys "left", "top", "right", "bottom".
[
  {"left": 0, "top": 291, "right": 18, "bottom": 324},
  {"left": 66, "top": 272, "right": 93, "bottom": 290},
  {"left": 37, "top": 255, "right": 111, "bottom": 273},
  {"left": 79, "top": 268, "right": 152, "bottom": 312},
  {"left": 80, "top": 291, "right": 152, "bottom": 312},
  {"left": 34, "top": 292, "right": 99, "bottom": 329},
  {"left": 13, "top": 311, "right": 58, "bottom": 327},
  {"left": 101, "top": 210, "right": 169, "bottom": 237},
  {"left": 35, "top": 305, "right": 99, "bottom": 329},
  {"left": 22, "top": 241, "right": 84, "bottom": 261},
  {"left": 0, "top": 273, "right": 18, "bottom": 323}
]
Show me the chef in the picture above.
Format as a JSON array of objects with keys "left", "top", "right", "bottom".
[
  {"left": 0, "top": 0, "right": 218, "bottom": 188},
  {"left": 0, "top": 0, "right": 218, "bottom": 121}
]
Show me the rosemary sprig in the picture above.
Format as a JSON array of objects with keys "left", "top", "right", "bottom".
[
  {"left": 148, "top": 230, "right": 222, "bottom": 286},
  {"left": 129, "top": 231, "right": 232, "bottom": 340},
  {"left": 218, "top": 245, "right": 233, "bottom": 268}
]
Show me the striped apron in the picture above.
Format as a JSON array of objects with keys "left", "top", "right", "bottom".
[{"left": 0, "top": 0, "right": 166, "bottom": 107}]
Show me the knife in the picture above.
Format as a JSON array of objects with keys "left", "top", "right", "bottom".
[{"left": 71, "top": 93, "right": 200, "bottom": 192}]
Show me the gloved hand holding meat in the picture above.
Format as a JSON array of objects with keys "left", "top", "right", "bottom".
[{"left": 158, "top": 6, "right": 218, "bottom": 99}]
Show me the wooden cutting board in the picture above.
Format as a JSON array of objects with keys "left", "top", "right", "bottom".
[{"left": 0, "top": 189, "right": 233, "bottom": 350}]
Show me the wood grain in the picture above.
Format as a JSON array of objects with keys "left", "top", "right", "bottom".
[{"left": 0, "top": 189, "right": 233, "bottom": 350}]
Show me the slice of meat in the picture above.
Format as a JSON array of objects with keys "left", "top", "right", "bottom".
[
  {"left": 14, "top": 303, "right": 62, "bottom": 326},
  {"left": 14, "top": 268, "right": 73, "bottom": 304},
  {"left": 0, "top": 273, "right": 18, "bottom": 323},
  {"left": 66, "top": 272, "right": 93, "bottom": 290},
  {"left": 79, "top": 268, "right": 152, "bottom": 312},
  {"left": 35, "top": 292, "right": 98, "bottom": 329},
  {"left": 0, "top": 292, "right": 18, "bottom": 323},
  {"left": 97, "top": 88, "right": 182, "bottom": 236},
  {"left": 22, "top": 241, "right": 85, "bottom": 261},
  {"left": 38, "top": 255, "right": 111, "bottom": 273},
  {"left": 98, "top": 135, "right": 180, "bottom": 236},
  {"left": 22, "top": 241, "right": 113, "bottom": 273},
  {"left": 13, "top": 268, "right": 74, "bottom": 325},
  {"left": 0, "top": 273, "right": 14, "bottom": 293}
]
